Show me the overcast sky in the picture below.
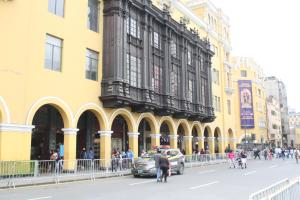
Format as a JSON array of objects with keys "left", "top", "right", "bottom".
[{"left": 210, "top": 0, "right": 300, "bottom": 112}]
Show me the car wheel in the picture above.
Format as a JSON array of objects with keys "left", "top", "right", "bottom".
[{"left": 177, "top": 164, "right": 184, "bottom": 175}]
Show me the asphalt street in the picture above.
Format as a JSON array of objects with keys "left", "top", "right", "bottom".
[{"left": 1, "top": 158, "right": 300, "bottom": 200}]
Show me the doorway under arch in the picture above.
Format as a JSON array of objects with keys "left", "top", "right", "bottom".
[{"left": 31, "top": 105, "right": 64, "bottom": 160}]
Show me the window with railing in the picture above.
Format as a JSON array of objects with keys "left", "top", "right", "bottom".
[{"left": 152, "top": 65, "right": 162, "bottom": 92}]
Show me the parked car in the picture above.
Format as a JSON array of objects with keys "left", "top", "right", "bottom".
[{"left": 132, "top": 148, "right": 185, "bottom": 177}]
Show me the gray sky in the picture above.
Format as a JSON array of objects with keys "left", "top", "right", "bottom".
[{"left": 211, "top": 0, "right": 300, "bottom": 111}]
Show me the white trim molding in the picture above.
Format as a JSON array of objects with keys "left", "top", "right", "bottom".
[
  {"left": 169, "top": 134, "right": 178, "bottom": 139},
  {"left": 217, "top": 137, "right": 225, "bottom": 141},
  {"left": 198, "top": 136, "right": 206, "bottom": 141},
  {"left": 183, "top": 136, "right": 193, "bottom": 140},
  {"left": 98, "top": 130, "right": 113, "bottom": 137},
  {"left": 128, "top": 132, "right": 140, "bottom": 138},
  {"left": 62, "top": 128, "right": 79, "bottom": 135},
  {"left": 150, "top": 133, "right": 161, "bottom": 139},
  {"left": 0, "top": 123, "right": 34, "bottom": 133},
  {"left": 208, "top": 136, "right": 215, "bottom": 140}
]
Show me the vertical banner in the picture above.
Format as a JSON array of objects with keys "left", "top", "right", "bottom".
[{"left": 238, "top": 80, "right": 255, "bottom": 129}]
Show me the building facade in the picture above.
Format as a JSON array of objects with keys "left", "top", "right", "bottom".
[
  {"left": 232, "top": 57, "right": 268, "bottom": 148},
  {"left": 266, "top": 96, "right": 282, "bottom": 147},
  {"left": 153, "top": 0, "right": 238, "bottom": 152},
  {"left": 264, "top": 77, "right": 290, "bottom": 146},
  {"left": 0, "top": 0, "right": 239, "bottom": 162}
]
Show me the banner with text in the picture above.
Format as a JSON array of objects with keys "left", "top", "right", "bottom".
[{"left": 238, "top": 80, "right": 255, "bottom": 129}]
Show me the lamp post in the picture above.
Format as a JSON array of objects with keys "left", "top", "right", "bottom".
[{"left": 244, "top": 129, "right": 247, "bottom": 151}]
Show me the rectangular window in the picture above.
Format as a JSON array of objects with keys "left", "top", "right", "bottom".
[
  {"left": 48, "top": 0, "right": 64, "bottom": 17},
  {"left": 187, "top": 50, "right": 192, "bottom": 65},
  {"left": 126, "top": 54, "right": 142, "bottom": 87},
  {"left": 212, "top": 69, "right": 219, "bottom": 85},
  {"left": 125, "top": 54, "right": 130, "bottom": 83},
  {"left": 171, "top": 64, "right": 180, "bottom": 96},
  {"left": 241, "top": 70, "right": 247, "bottom": 77},
  {"left": 130, "top": 56, "right": 137, "bottom": 86},
  {"left": 170, "top": 40, "right": 177, "bottom": 57},
  {"left": 188, "top": 79, "right": 193, "bottom": 102},
  {"left": 227, "top": 100, "right": 231, "bottom": 114},
  {"left": 45, "top": 34, "right": 62, "bottom": 72},
  {"left": 130, "top": 18, "right": 137, "bottom": 38},
  {"left": 86, "top": 49, "right": 99, "bottom": 81},
  {"left": 153, "top": 65, "right": 161, "bottom": 92},
  {"left": 87, "top": 0, "right": 99, "bottom": 32},
  {"left": 213, "top": 96, "right": 217, "bottom": 111},
  {"left": 201, "top": 78, "right": 206, "bottom": 104},
  {"left": 154, "top": 32, "right": 159, "bottom": 49}
]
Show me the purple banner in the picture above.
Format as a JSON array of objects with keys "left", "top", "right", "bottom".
[{"left": 238, "top": 80, "right": 255, "bottom": 129}]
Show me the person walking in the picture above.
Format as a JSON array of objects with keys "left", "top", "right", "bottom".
[
  {"left": 228, "top": 150, "right": 235, "bottom": 168},
  {"left": 159, "top": 151, "right": 170, "bottom": 183},
  {"left": 295, "top": 148, "right": 300, "bottom": 164},
  {"left": 126, "top": 148, "right": 134, "bottom": 168},
  {"left": 153, "top": 149, "right": 162, "bottom": 182}
]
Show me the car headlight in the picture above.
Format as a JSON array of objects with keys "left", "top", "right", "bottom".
[
  {"left": 149, "top": 167, "right": 156, "bottom": 172},
  {"left": 146, "top": 164, "right": 155, "bottom": 170}
]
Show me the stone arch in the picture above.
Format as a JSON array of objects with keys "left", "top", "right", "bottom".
[
  {"left": 158, "top": 116, "right": 176, "bottom": 134},
  {"left": 203, "top": 125, "right": 213, "bottom": 137},
  {"left": 26, "top": 96, "right": 73, "bottom": 128},
  {"left": 176, "top": 119, "right": 191, "bottom": 136},
  {"left": 74, "top": 103, "right": 109, "bottom": 131},
  {"left": 136, "top": 113, "right": 158, "bottom": 133},
  {"left": 228, "top": 128, "right": 234, "bottom": 138},
  {"left": 214, "top": 127, "right": 222, "bottom": 138},
  {"left": 190, "top": 121, "right": 203, "bottom": 137},
  {"left": 0, "top": 96, "right": 10, "bottom": 123},
  {"left": 108, "top": 108, "right": 135, "bottom": 132}
]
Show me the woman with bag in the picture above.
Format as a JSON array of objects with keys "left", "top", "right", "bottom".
[{"left": 159, "top": 151, "right": 170, "bottom": 183}]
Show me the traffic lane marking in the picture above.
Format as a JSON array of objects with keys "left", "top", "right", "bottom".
[
  {"left": 129, "top": 180, "right": 156, "bottom": 186},
  {"left": 198, "top": 170, "right": 215, "bottom": 174},
  {"left": 27, "top": 196, "right": 52, "bottom": 200},
  {"left": 189, "top": 181, "right": 219, "bottom": 190},
  {"left": 269, "top": 165, "right": 277, "bottom": 169},
  {"left": 243, "top": 170, "right": 256, "bottom": 176}
]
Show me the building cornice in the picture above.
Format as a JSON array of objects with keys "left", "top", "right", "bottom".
[{"left": 0, "top": 123, "right": 35, "bottom": 133}]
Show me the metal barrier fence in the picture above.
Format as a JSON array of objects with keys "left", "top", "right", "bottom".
[
  {"left": 184, "top": 153, "right": 229, "bottom": 168},
  {"left": 0, "top": 153, "right": 237, "bottom": 188},
  {"left": 249, "top": 177, "right": 300, "bottom": 200},
  {"left": 0, "top": 158, "right": 133, "bottom": 188}
]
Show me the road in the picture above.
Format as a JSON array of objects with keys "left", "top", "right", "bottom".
[{"left": 1, "top": 158, "right": 300, "bottom": 200}]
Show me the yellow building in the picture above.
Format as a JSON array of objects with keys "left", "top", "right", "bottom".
[
  {"left": 232, "top": 57, "right": 268, "bottom": 148},
  {"left": 0, "top": 0, "right": 237, "bottom": 162}
]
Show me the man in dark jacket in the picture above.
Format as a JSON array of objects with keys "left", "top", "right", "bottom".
[
  {"left": 153, "top": 149, "right": 161, "bottom": 182},
  {"left": 159, "top": 152, "right": 170, "bottom": 183}
]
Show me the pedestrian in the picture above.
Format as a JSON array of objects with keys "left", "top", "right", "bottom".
[
  {"left": 153, "top": 148, "right": 162, "bottom": 182},
  {"left": 159, "top": 151, "right": 170, "bottom": 183},
  {"left": 228, "top": 150, "right": 235, "bottom": 168},
  {"left": 87, "top": 147, "right": 94, "bottom": 160},
  {"left": 240, "top": 150, "right": 247, "bottom": 169},
  {"left": 80, "top": 148, "right": 87, "bottom": 159},
  {"left": 295, "top": 148, "right": 300, "bottom": 164},
  {"left": 126, "top": 148, "right": 134, "bottom": 168},
  {"left": 141, "top": 149, "right": 147, "bottom": 157},
  {"left": 263, "top": 149, "right": 268, "bottom": 160},
  {"left": 59, "top": 142, "right": 64, "bottom": 160}
]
